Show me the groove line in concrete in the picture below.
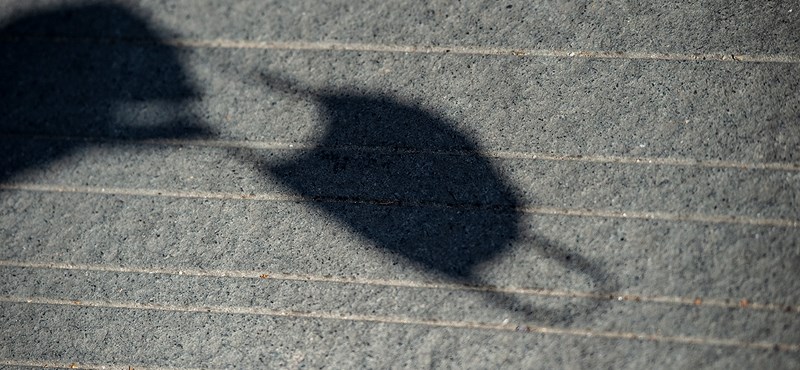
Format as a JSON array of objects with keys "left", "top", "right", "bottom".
[
  {"left": 0, "top": 359, "right": 198, "bottom": 370},
  {"left": 1, "top": 35, "right": 798, "bottom": 64},
  {"left": 2, "top": 183, "right": 797, "bottom": 228},
  {"left": 0, "top": 259, "right": 795, "bottom": 313},
  {"left": 5, "top": 134, "right": 798, "bottom": 172},
  {"left": 2, "top": 295, "right": 797, "bottom": 352}
]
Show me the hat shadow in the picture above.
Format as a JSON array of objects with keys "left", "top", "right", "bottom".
[{"left": 259, "top": 74, "right": 617, "bottom": 323}]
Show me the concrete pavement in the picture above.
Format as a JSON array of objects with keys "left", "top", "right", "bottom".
[{"left": 0, "top": 1, "right": 798, "bottom": 368}]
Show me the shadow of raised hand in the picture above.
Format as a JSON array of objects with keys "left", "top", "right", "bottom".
[{"left": 0, "top": 4, "right": 211, "bottom": 182}]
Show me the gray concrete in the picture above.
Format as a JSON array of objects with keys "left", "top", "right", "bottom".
[{"left": 0, "top": 1, "right": 798, "bottom": 369}]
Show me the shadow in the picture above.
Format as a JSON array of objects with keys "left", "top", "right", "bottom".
[
  {"left": 0, "top": 4, "right": 210, "bottom": 182},
  {"left": 258, "top": 74, "right": 617, "bottom": 323},
  {"left": 0, "top": 2, "right": 615, "bottom": 323}
]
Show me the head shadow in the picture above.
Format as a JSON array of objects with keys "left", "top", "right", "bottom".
[
  {"left": 0, "top": 3, "right": 210, "bottom": 182},
  {"left": 258, "top": 73, "right": 617, "bottom": 323}
]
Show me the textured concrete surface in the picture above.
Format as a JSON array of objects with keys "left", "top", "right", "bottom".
[{"left": 0, "top": 1, "right": 798, "bottom": 369}]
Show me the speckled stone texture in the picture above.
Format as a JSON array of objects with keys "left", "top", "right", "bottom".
[{"left": 0, "top": 1, "right": 798, "bottom": 369}]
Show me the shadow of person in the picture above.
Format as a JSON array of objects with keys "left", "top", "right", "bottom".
[
  {"left": 259, "top": 74, "right": 617, "bottom": 324},
  {"left": 0, "top": 3, "right": 210, "bottom": 182}
]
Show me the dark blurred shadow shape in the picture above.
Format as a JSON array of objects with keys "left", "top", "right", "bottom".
[
  {"left": 259, "top": 74, "right": 616, "bottom": 323},
  {"left": 0, "top": 3, "right": 210, "bottom": 182},
  {"left": 267, "top": 77, "right": 519, "bottom": 279}
]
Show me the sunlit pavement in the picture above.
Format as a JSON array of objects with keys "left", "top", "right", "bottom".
[{"left": 1, "top": 1, "right": 798, "bottom": 368}]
